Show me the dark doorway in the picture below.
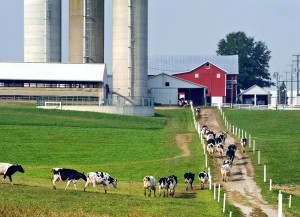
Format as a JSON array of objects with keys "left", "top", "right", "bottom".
[{"left": 178, "top": 88, "right": 204, "bottom": 106}]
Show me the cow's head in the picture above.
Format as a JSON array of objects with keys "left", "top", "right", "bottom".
[
  {"left": 16, "top": 165, "right": 25, "bottom": 173},
  {"left": 112, "top": 179, "right": 117, "bottom": 188}
]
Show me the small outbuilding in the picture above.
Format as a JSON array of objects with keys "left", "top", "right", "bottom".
[
  {"left": 238, "top": 85, "right": 270, "bottom": 105},
  {"left": 148, "top": 73, "right": 207, "bottom": 106}
]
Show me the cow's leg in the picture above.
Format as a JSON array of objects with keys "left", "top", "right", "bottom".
[
  {"left": 153, "top": 188, "right": 156, "bottom": 197},
  {"left": 72, "top": 180, "right": 77, "bottom": 191},
  {"left": 144, "top": 188, "right": 146, "bottom": 196},
  {"left": 52, "top": 175, "right": 60, "bottom": 189},
  {"left": 8, "top": 176, "right": 13, "bottom": 185},
  {"left": 2, "top": 174, "right": 7, "bottom": 184},
  {"left": 148, "top": 189, "right": 151, "bottom": 197},
  {"left": 65, "top": 180, "right": 71, "bottom": 190},
  {"left": 104, "top": 184, "right": 108, "bottom": 193}
]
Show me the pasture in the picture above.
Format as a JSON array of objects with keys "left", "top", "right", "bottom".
[
  {"left": 223, "top": 109, "right": 300, "bottom": 217},
  {"left": 0, "top": 102, "right": 240, "bottom": 217}
]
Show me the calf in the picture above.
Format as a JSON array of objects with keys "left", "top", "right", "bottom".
[
  {"left": 216, "top": 143, "right": 224, "bottom": 158},
  {"left": 221, "top": 160, "right": 232, "bottom": 182},
  {"left": 198, "top": 171, "right": 209, "bottom": 189},
  {"left": 184, "top": 172, "right": 195, "bottom": 190},
  {"left": 84, "top": 172, "right": 117, "bottom": 193},
  {"left": 241, "top": 138, "right": 247, "bottom": 153},
  {"left": 0, "top": 163, "right": 24, "bottom": 185},
  {"left": 167, "top": 175, "right": 177, "bottom": 197},
  {"left": 52, "top": 168, "right": 87, "bottom": 191},
  {"left": 143, "top": 176, "right": 156, "bottom": 197},
  {"left": 158, "top": 177, "right": 169, "bottom": 197}
]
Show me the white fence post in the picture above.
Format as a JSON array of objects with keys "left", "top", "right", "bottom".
[
  {"left": 264, "top": 165, "right": 267, "bottom": 182},
  {"left": 249, "top": 135, "right": 251, "bottom": 148},
  {"left": 270, "top": 179, "right": 272, "bottom": 191},
  {"left": 253, "top": 140, "right": 256, "bottom": 153},
  {"left": 242, "top": 129, "right": 244, "bottom": 138},
  {"left": 229, "top": 211, "right": 232, "bottom": 217},
  {"left": 223, "top": 193, "right": 226, "bottom": 213},
  {"left": 214, "top": 183, "right": 216, "bottom": 200},
  {"left": 289, "top": 195, "right": 292, "bottom": 208},
  {"left": 218, "top": 184, "right": 221, "bottom": 203},
  {"left": 258, "top": 151, "right": 261, "bottom": 165},
  {"left": 278, "top": 191, "right": 282, "bottom": 217},
  {"left": 205, "top": 154, "right": 208, "bottom": 168}
]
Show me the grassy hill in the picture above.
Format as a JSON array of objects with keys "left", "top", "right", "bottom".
[
  {"left": 222, "top": 108, "right": 300, "bottom": 217},
  {"left": 0, "top": 102, "right": 240, "bottom": 217}
]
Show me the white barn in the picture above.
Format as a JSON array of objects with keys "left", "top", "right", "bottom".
[{"left": 148, "top": 73, "right": 207, "bottom": 106}]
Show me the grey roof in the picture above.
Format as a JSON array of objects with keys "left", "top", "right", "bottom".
[{"left": 148, "top": 55, "right": 239, "bottom": 75}]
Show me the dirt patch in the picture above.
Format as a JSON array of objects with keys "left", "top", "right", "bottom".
[
  {"left": 175, "top": 134, "right": 192, "bottom": 157},
  {"left": 199, "top": 108, "right": 281, "bottom": 217}
]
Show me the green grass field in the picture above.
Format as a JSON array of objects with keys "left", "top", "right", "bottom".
[
  {"left": 0, "top": 102, "right": 240, "bottom": 217},
  {"left": 222, "top": 108, "right": 300, "bottom": 217}
]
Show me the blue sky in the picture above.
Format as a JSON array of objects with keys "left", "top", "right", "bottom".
[{"left": 0, "top": 0, "right": 299, "bottom": 87}]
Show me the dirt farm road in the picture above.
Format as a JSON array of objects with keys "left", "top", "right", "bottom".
[{"left": 199, "top": 108, "right": 281, "bottom": 217}]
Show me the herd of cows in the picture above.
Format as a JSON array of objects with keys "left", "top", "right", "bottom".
[{"left": 0, "top": 108, "right": 248, "bottom": 198}]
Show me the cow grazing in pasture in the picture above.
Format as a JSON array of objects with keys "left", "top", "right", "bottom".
[
  {"left": 0, "top": 163, "right": 24, "bottom": 185},
  {"left": 143, "top": 176, "right": 156, "bottom": 197},
  {"left": 241, "top": 138, "right": 247, "bottom": 153},
  {"left": 207, "top": 143, "right": 215, "bottom": 157},
  {"left": 198, "top": 171, "right": 209, "bottom": 189},
  {"left": 216, "top": 143, "right": 224, "bottom": 158},
  {"left": 158, "top": 177, "right": 169, "bottom": 197},
  {"left": 167, "top": 175, "right": 177, "bottom": 197},
  {"left": 52, "top": 168, "right": 87, "bottom": 191},
  {"left": 221, "top": 160, "right": 232, "bottom": 182},
  {"left": 184, "top": 172, "right": 195, "bottom": 190},
  {"left": 84, "top": 172, "right": 117, "bottom": 193}
]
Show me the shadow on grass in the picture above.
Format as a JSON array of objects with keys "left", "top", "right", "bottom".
[{"left": 176, "top": 192, "right": 197, "bottom": 199}]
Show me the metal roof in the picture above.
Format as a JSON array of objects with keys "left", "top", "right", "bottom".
[
  {"left": 148, "top": 55, "right": 239, "bottom": 75},
  {"left": 0, "top": 62, "right": 106, "bottom": 82}
]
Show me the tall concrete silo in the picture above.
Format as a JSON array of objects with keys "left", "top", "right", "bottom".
[
  {"left": 112, "top": 0, "right": 148, "bottom": 105},
  {"left": 24, "top": 0, "right": 61, "bottom": 62},
  {"left": 69, "top": 0, "right": 104, "bottom": 63}
]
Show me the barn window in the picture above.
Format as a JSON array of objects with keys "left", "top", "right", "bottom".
[
  {"left": 216, "top": 73, "right": 221, "bottom": 78},
  {"left": 165, "top": 82, "right": 170, "bottom": 87},
  {"left": 195, "top": 73, "right": 199, "bottom": 78}
]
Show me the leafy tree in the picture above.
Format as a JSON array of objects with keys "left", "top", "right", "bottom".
[
  {"left": 216, "top": 31, "right": 274, "bottom": 91},
  {"left": 278, "top": 81, "right": 288, "bottom": 104}
]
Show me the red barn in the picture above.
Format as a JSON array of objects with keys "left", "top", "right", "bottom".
[{"left": 148, "top": 55, "right": 239, "bottom": 105}]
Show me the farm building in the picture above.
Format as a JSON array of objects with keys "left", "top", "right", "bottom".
[
  {"left": 148, "top": 55, "right": 239, "bottom": 105},
  {"left": 238, "top": 85, "right": 270, "bottom": 105},
  {"left": 148, "top": 73, "right": 206, "bottom": 106},
  {"left": 0, "top": 62, "right": 109, "bottom": 100}
]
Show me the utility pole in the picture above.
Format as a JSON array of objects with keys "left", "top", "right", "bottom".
[
  {"left": 273, "top": 72, "right": 279, "bottom": 109},
  {"left": 290, "top": 64, "right": 294, "bottom": 105},
  {"left": 293, "top": 55, "right": 300, "bottom": 96}
]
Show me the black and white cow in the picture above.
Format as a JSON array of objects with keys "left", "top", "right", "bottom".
[
  {"left": 207, "top": 143, "right": 215, "bottom": 157},
  {"left": 167, "top": 175, "right": 177, "bottom": 197},
  {"left": 227, "top": 144, "right": 237, "bottom": 163},
  {"left": 216, "top": 143, "right": 224, "bottom": 158},
  {"left": 143, "top": 176, "right": 156, "bottom": 197},
  {"left": 158, "top": 177, "right": 169, "bottom": 197},
  {"left": 52, "top": 168, "right": 87, "bottom": 191},
  {"left": 241, "top": 138, "right": 247, "bottom": 153},
  {"left": 198, "top": 171, "right": 209, "bottom": 189},
  {"left": 195, "top": 107, "right": 201, "bottom": 117},
  {"left": 184, "top": 172, "right": 195, "bottom": 190},
  {"left": 221, "top": 160, "right": 232, "bottom": 182},
  {"left": 84, "top": 172, "right": 117, "bottom": 193},
  {"left": 0, "top": 163, "right": 24, "bottom": 185},
  {"left": 219, "top": 131, "right": 228, "bottom": 143}
]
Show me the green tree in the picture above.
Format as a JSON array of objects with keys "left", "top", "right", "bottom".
[{"left": 216, "top": 31, "right": 274, "bottom": 91}]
